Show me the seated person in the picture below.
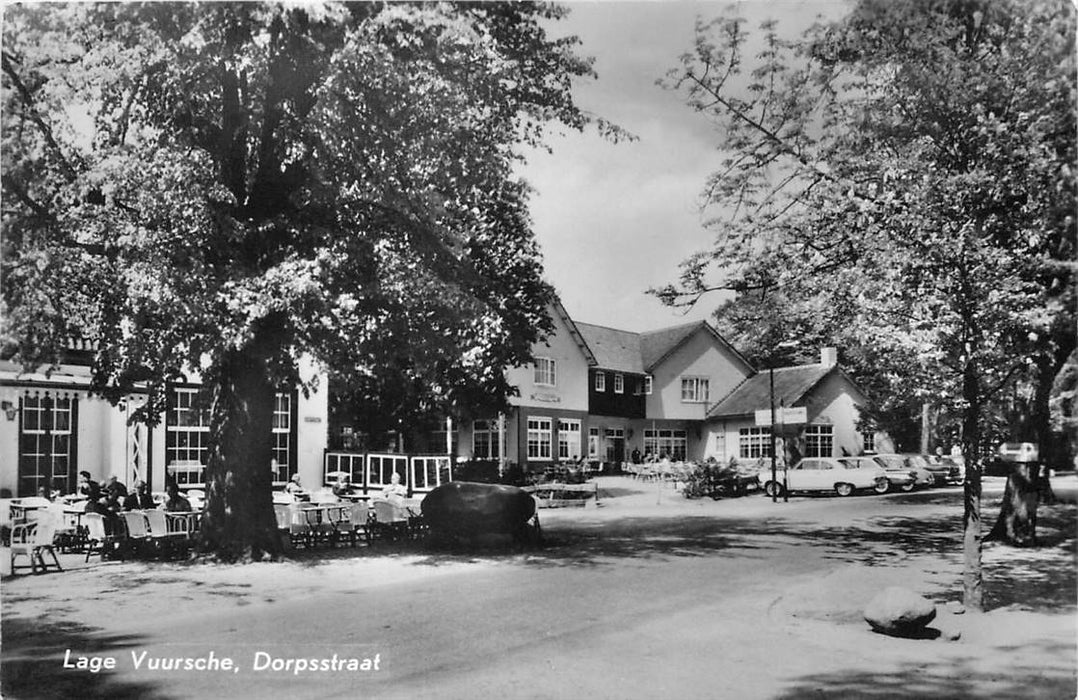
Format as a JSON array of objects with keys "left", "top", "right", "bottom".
[
  {"left": 103, "top": 476, "right": 128, "bottom": 512},
  {"left": 165, "top": 466, "right": 178, "bottom": 492},
  {"left": 381, "top": 472, "right": 407, "bottom": 505},
  {"left": 123, "top": 480, "right": 156, "bottom": 510},
  {"left": 284, "top": 473, "right": 305, "bottom": 495},
  {"left": 104, "top": 475, "right": 128, "bottom": 500},
  {"left": 162, "top": 484, "right": 192, "bottom": 512},
  {"left": 77, "top": 470, "right": 103, "bottom": 506},
  {"left": 49, "top": 478, "right": 65, "bottom": 501},
  {"left": 332, "top": 474, "right": 355, "bottom": 497}
]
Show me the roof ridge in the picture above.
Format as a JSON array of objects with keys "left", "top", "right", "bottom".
[
  {"left": 573, "top": 320, "right": 642, "bottom": 336},
  {"left": 639, "top": 320, "right": 703, "bottom": 337},
  {"left": 770, "top": 363, "right": 831, "bottom": 373}
]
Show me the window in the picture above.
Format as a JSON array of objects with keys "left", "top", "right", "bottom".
[
  {"left": 166, "top": 387, "right": 210, "bottom": 486},
  {"left": 428, "top": 420, "right": 459, "bottom": 455},
  {"left": 644, "top": 429, "right": 687, "bottom": 461},
  {"left": 595, "top": 371, "right": 605, "bottom": 392},
  {"left": 169, "top": 386, "right": 296, "bottom": 487},
  {"left": 738, "top": 427, "right": 772, "bottom": 459},
  {"left": 558, "top": 419, "right": 582, "bottom": 460},
  {"left": 18, "top": 394, "right": 77, "bottom": 497},
  {"left": 805, "top": 425, "right": 834, "bottom": 458},
  {"left": 862, "top": 432, "right": 876, "bottom": 453},
  {"left": 271, "top": 393, "right": 294, "bottom": 484},
  {"left": 644, "top": 376, "right": 653, "bottom": 395},
  {"left": 526, "top": 417, "right": 552, "bottom": 460},
  {"left": 614, "top": 374, "right": 624, "bottom": 394},
  {"left": 534, "top": 357, "right": 556, "bottom": 386},
  {"left": 680, "top": 377, "right": 709, "bottom": 403},
  {"left": 587, "top": 427, "right": 600, "bottom": 458},
  {"left": 473, "top": 419, "right": 501, "bottom": 460}
]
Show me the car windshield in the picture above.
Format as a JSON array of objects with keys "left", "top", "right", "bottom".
[
  {"left": 907, "top": 455, "right": 929, "bottom": 468},
  {"left": 877, "top": 456, "right": 905, "bottom": 469}
]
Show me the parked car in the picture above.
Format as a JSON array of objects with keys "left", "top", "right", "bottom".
[
  {"left": 872, "top": 454, "right": 935, "bottom": 489},
  {"left": 922, "top": 454, "right": 966, "bottom": 484},
  {"left": 838, "top": 456, "right": 917, "bottom": 492},
  {"left": 758, "top": 457, "right": 889, "bottom": 497}
]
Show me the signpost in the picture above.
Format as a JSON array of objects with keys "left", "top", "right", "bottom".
[
  {"left": 757, "top": 404, "right": 808, "bottom": 503},
  {"left": 769, "top": 369, "right": 776, "bottom": 503},
  {"left": 998, "top": 442, "right": 1038, "bottom": 463},
  {"left": 754, "top": 407, "right": 808, "bottom": 425}
]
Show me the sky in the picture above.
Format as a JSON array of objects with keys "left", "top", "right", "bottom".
[{"left": 516, "top": 0, "right": 850, "bottom": 332}]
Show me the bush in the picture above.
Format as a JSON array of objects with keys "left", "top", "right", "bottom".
[
  {"left": 451, "top": 460, "right": 531, "bottom": 487},
  {"left": 682, "top": 461, "right": 755, "bottom": 500}
]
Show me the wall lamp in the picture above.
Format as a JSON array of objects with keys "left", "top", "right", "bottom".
[{"left": 1, "top": 400, "right": 19, "bottom": 422}]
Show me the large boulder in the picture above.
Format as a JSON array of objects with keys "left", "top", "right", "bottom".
[
  {"left": 863, "top": 587, "right": 937, "bottom": 636},
  {"left": 421, "top": 482, "right": 537, "bottom": 544}
]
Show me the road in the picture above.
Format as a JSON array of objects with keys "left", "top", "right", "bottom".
[{"left": 3, "top": 479, "right": 1075, "bottom": 699}]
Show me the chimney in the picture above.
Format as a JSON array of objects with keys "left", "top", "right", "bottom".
[{"left": 820, "top": 347, "right": 838, "bottom": 367}]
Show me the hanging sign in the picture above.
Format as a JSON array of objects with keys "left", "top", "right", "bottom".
[{"left": 754, "top": 407, "right": 808, "bottom": 426}]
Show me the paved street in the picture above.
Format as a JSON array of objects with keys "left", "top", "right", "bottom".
[{"left": 3, "top": 478, "right": 1075, "bottom": 699}]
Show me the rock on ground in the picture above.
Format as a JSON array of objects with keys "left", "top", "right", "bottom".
[
  {"left": 421, "top": 482, "right": 536, "bottom": 542},
  {"left": 863, "top": 586, "right": 937, "bottom": 636}
]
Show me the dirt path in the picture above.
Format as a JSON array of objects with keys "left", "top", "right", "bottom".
[{"left": 2, "top": 478, "right": 1075, "bottom": 699}]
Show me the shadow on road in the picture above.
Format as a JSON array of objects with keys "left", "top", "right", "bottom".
[
  {"left": 1, "top": 617, "right": 170, "bottom": 700},
  {"left": 400, "top": 499, "right": 1077, "bottom": 614},
  {"left": 771, "top": 640, "right": 1077, "bottom": 699}
]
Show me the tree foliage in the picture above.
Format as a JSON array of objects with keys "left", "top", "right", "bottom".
[
  {"left": 658, "top": 0, "right": 1076, "bottom": 608},
  {"left": 2, "top": 2, "right": 610, "bottom": 559}
]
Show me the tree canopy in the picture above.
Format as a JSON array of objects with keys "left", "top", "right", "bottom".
[
  {"left": 1, "top": 2, "right": 611, "bottom": 558},
  {"left": 657, "top": 0, "right": 1076, "bottom": 608}
]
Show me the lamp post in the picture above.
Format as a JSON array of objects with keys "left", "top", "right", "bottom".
[
  {"left": 767, "top": 340, "right": 799, "bottom": 504},
  {"left": 770, "top": 366, "right": 777, "bottom": 503}
]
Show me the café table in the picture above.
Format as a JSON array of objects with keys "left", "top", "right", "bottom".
[{"left": 9, "top": 502, "right": 47, "bottom": 523}]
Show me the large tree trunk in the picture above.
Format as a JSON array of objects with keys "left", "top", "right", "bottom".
[
  {"left": 198, "top": 346, "right": 283, "bottom": 561},
  {"left": 985, "top": 349, "right": 1073, "bottom": 545},
  {"left": 986, "top": 464, "right": 1041, "bottom": 546}
]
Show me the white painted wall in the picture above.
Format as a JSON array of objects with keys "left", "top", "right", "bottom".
[
  {"left": 701, "top": 371, "right": 894, "bottom": 466},
  {"left": 0, "top": 356, "right": 328, "bottom": 496},
  {"left": 506, "top": 308, "right": 590, "bottom": 414},
  {"left": 647, "top": 330, "right": 753, "bottom": 421}
]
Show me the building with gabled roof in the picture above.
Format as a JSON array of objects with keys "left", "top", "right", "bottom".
[
  {"left": 454, "top": 306, "right": 888, "bottom": 470},
  {"left": 702, "top": 348, "right": 893, "bottom": 466}
]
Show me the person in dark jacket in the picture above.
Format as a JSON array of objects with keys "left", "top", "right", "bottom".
[
  {"left": 123, "top": 480, "right": 156, "bottom": 510},
  {"left": 104, "top": 476, "right": 128, "bottom": 511},
  {"left": 77, "top": 471, "right": 102, "bottom": 504},
  {"left": 162, "top": 484, "right": 192, "bottom": 512}
]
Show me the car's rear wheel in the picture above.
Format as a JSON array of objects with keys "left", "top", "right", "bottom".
[
  {"left": 763, "top": 481, "right": 785, "bottom": 498},
  {"left": 872, "top": 478, "right": 890, "bottom": 494},
  {"left": 835, "top": 482, "right": 854, "bottom": 497}
]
